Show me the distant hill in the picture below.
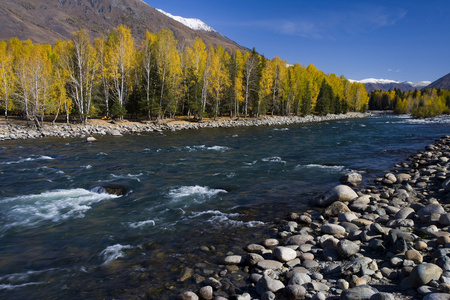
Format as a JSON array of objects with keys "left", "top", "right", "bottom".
[
  {"left": 0, "top": 0, "right": 247, "bottom": 52},
  {"left": 351, "top": 78, "right": 431, "bottom": 93},
  {"left": 425, "top": 73, "right": 450, "bottom": 90}
]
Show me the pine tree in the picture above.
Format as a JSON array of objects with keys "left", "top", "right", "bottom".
[
  {"left": 256, "top": 55, "right": 271, "bottom": 117},
  {"left": 315, "top": 79, "right": 333, "bottom": 115},
  {"left": 93, "top": 37, "right": 111, "bottom": 117},
  {"left": 242, "top": 49, "right": 258, "bottom": 117},
  {"left": 183, "top": 38, "right": 207, "bottom": 119},
  {"left": 270, "top": 57, "right": 286, "bottom": 116},
  {"left": 140, "top": 30, "right": 156, "bottom": 120}
]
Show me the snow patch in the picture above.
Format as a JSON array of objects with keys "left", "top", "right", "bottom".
[
  {"left": 349, "top": 78, "right": 431, "bottom": 87},
  {"left": 156, "top": 8, "right": 216, "bottom": 32}
]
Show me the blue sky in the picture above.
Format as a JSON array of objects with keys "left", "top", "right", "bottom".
[{"left": 146, "top": 0, "right": 449, "bottom": 83}]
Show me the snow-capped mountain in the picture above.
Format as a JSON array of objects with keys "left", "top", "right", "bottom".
[
  {"left": 156, "top": 8, "right": 216, "bottom": 32},
  {"left": 350, "top": 78, "right": 431, "bottom": 92}
]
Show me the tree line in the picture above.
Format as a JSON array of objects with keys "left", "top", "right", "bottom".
[
  {"left": 0, "top": 25, "right": 369, "bottom": 127},
  {"left": 369, "top": 88, "right": 450, "bottom": 118}
]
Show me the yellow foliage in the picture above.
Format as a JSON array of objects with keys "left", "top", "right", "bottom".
[{"left": 0, "top": 40, "right": 16, "bottom": 114}]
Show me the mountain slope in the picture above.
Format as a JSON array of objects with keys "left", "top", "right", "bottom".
[
  {"left": 425, "top": 73, "right": 450, "bottom": 90},
  {"left": 0, "top": 0, "right": 247, "bottom": 52},
  {"left": 351, "top": 78, "right": 431, "bottom": 93}
]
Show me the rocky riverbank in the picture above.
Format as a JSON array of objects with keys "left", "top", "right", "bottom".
[
  {"left": 0, "top": 113, "right": 368, "bottom": 141},
  {"left": 177, "top": 135, "right": 450, "bottom": 300}
]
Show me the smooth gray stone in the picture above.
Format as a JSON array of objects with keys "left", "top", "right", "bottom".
[{"left": 341, "top": 285, "right": 379, "bottom": 300}]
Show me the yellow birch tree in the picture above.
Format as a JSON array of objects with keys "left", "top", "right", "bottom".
[
  {"left": 154, "top": 29, "right": 181, "bottom": 119},
  {"left": 0, "top": 40, "right": 15, "bottom": 123},
  {"left": 58, "top": 29, "right": 98, "bottom": 125},
  {"left": 256, "top": 56, "right": 272, "bottom": 117},
  {"left": 107, "top": 24, "right": 135, "bottom": 118},
  {"left": 230, "top": 50, "right": 244, "bottom": 118},
  {"left": 208, "top": 46, "right": 230, "bottom": 119},
  {"left": 51, "top": 40, "right": 73, "bottom": 124}
]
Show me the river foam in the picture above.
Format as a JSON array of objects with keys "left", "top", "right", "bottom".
[
  {"left": 167, "top": 186, "right": 227, "bottom": 203},
  {"left": 303, "top": 164, "right": 345, "bottom": 171},
  {"left": 0, "top": 189, "right": 119, "bottom": 231},
  {"left": 100, "top": 244, "right": 133, "bottom": 265},
  {"left": 0, "top": 268, "right": 60, "bottom": 290},
  {"left": 128, "top": 219, "right": 156, "bottom": 229},
  {"left": 189, "top": 210, "right": 265, "bottom": 228},
  {"left": 1, "top": 155, "right": 54, "bottom": 165},
  {"left": 262, "top": 156, "right": 286, "bottom": 164}
]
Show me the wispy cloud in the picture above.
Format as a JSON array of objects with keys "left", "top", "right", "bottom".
[{"left": 242, "top": 4, "right": 407, "bottom": 40}]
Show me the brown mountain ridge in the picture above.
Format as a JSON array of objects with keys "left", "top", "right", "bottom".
[
  {"left": 425, "top": 73, "right": 450, "bottom": 90},
  {"left": 0, "top": 0, "right": 248, "bottom": 52}
]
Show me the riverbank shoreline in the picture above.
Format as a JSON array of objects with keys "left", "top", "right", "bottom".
[
  {"left": 0, "top": 113, "right": 369, "bottom": 141},
  {"left": 177, "top": 135, "right": 450, "bottom": 300}
]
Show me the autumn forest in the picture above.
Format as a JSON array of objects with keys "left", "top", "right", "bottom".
[{"left": 0, "top": 24, "right": 372, "bottom": 126}]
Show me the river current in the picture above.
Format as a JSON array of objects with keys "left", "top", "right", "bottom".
[{"left": 0, "top": 114, "right": 449, "bottom": 299}]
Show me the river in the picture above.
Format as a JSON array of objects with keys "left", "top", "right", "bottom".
[{"left": 0, "top": 114, "right": 449, "bottom": 299}]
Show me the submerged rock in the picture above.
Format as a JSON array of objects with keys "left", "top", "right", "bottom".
[
  {"left": 91, "top": 183, "right": 128, "bottom": 196},
  {"left": 177, "top": 291, "right": 199, "bottom": 300}
]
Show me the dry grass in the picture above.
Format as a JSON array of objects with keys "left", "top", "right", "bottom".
[{"left": 0, "top": 115, "right": 250, "bottom": 128}]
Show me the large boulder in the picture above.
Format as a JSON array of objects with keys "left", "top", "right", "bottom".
[
  {"left": 341, "top": 285, "right": 379, "bottom": 300},
  {"left": 337, "top": 239, "right": 360, "bottom": 258},
  {"left": 285, "top": 285, "right": 307, "bottom": 300},
  {"left": 395, "top": 207, "right": 415, "bottom": 220},
  {"left": 321, "top": 223, "right": 346, "bottom": 235},
  {"left": 256, "top": 260, "right": 284, "bottom": 271},
  {"left": 177, "top": 291, "right": 199, "bottom": 300},
  {"left": 340, "top": 172, "right": 363, "bottom": 187},
  {"left": 256, "top": 275, "right": 285, "bottom": 294},
  {"left": 198, "top": 286, "right": 213, "bottom": 300},
  {"left": 442, "top": 178, "right": 450, "bottom": 191},
  {"left": 342, "top": 257, "right": 377, "bottom": 276},
  {"left": 289, "top": 272, "right": 311, "bottom": 286},
  {"left": 284, "top": 234, "right": 314, "bottom": 246},
  {"left": 409, "top": 263, "right": 443, "bottom": 288},
  {"left": 274, "top": 246, "right": 297, "bottom": 262},
  {"left": 315, "top": 185, "right": 358, "bottom": 207},
  {"left": 108, "top": 129, "right": 123, "bottom": 136},
  {"left": 423, "top": 294, "right": 450, "bottom": 300},
  {"left": 418, "top": 204, "right": 445, "bottom": 218},
  {"left": 223, "top": 255, "right": 244, "bottom": 265},
  {"left": 323, "top": 201, "right": 351, "bottom": 218}
]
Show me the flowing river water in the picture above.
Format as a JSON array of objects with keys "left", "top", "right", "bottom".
[{"left": 0, "top": 114, "right": 449, "bottom": 299}]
